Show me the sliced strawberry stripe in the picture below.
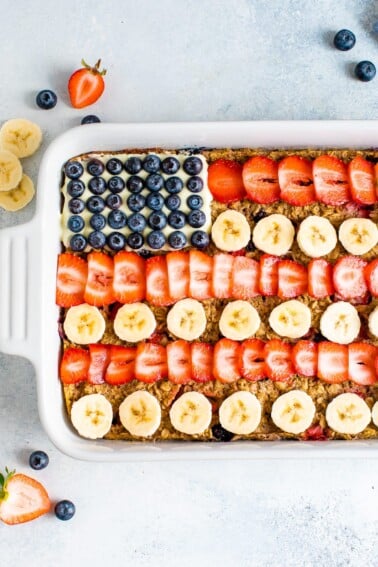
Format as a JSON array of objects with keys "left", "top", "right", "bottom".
[
  {"left": 333, "top": 256, "right": 368, "bottom": 302},
  {"left": 292, "top": 340, "right": 317, "bottom": 377},
  {"left": 113, "top": 252, "right": 145, "bottom": 303},
  {"left": 166, "top": 251, "right": 190, "bottom": 301},
  {"left": 278, "top": 260, "right": 308, "bottom": 299},
  {"left": 259, "top": 254, "right": 280, "bottom": 296},
  {"left": 105, "top": 345, "right": 136, "bottom": 385},
  {"left": 242, "top": 156, "right": 280, "bottom": 204},
  {"left": 308, "top": 258, "right": 334, "bottom": 299},
  {"left": 87, "top": 344, "right": 110, "bottom": 384},
  {"left": 56, "top": 253, "right": 87, "bottom": 307},
  {"left": 313, "top": 155, "right": 351, "bottom": 206},
  {"left": 212, "top": 253, "right": 234, "bottom": 298},
  {"left": 317, "top": 342, "right": 348, "bottom": 383},
  {"left": 146, "top": 256, "right": 172, "bottom": 306},
  {"left": 208, "top": 159, "right": 246, "bottom": 203},
  {"left": 264, "top": 339, "right": 294, "bottom": 382},
  {"left": 84, "top": 252, "right": 114, "bottom": 306},
  {"left": 364, "top": 258, "right": 378, "bottom": 297},
  {"left": 191, "top": 342, "right": 214, "bottom": 382},
  {"left": 135, "top": 342, "right": 167, "bottom": 383},
  {"left": 231, "top": 256, "right": 260, "bottom": 299},
  {"left": 60, "top": 347, "right": 89, "bottom": 384},
  {"left": 241, "top": 338, "right": 266, "bottom": 381},
  {"left": 167, "top": 340, "right": 192, "bottom": 384},
  {"left": 189, "top": 250, "right": 213, "bottom": 300},
  {"left": 349, "top": 156, "right": 377, "bottom": 205},
  {"left": 213, "top": 338, "right": 241, "bottom": 383},
  {"left": 278, "top": 156, "right": 315, "bottom": 206},
  {"left": 348, "top": 342, "right": 378, "bottom": 385}
]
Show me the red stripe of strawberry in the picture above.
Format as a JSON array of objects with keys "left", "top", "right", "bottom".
[
  {"left": 308, "top": 258, "right": 334, "bottom": 299},
  {"left": 87, "top": 344, "right": 110, "bottom": 384},
  {"left": 113, "top": 252, "right": 145, "bottom": 303},
  {"left": 264, "top": 339, "right": 294, "bottom": 382},
  {"left": 364, "top": 259, "right": 378, "bottom": 297},
  {"left": 317, "top": 342, "right": 348, "bottom": 383},
  {"left": 56, "top": 253, "right": 87, "bottom": 307},
  {"left": 167, "top": 340, "right": 192, "bottom": 384},
  {"left": 208, "top": 159, "right": 246, "bottom": 203},
  {"left": 348, "top": 342, "right": 378, "bottom": 385},
  {"left": 146, "top": 256, "right": 172, "bottom": 306},
  {"left": 333, "top": 256, "right": 368, "bottom": 303},
  {"left": 189, "top": 250, "right": 213, "bottom": 300},
  {"left": 259, "top": 254, "right": 280, "bottom": 296},
  {"left": 60, "top": 347, "right": 89, "bottom": 384},
  {"left": 277, "top": 259, "right": 308, "bottom": 299},
  {"left": 84, "top": 252, "right": 115, "bottom": 306},
  {"left": 242, "top": 156, "right": 280, "bottom": 204},
  {"left": 278, "top": 156, "right": 316, "bottom": 206},
  {"left": 166, "top": 251, "right": 190, "bottom": 301},
  {"left": 212, "top": 253, "right": 234, "bottom": 298},
  {"left": 292, "top": 340, "right": 317, "bottom": 377},
  {"left": 231, "top": 256, "right": 260, "bottom": 299},
  {"left": 135, "top": 343, "right": 167, "bottom": 383},
  {"left": 313, "top": 155, "right": 351, "bottom": 205},
  {"left": 105, "top": 345, "right": 136, "bottom": 385},
  {"left": 349, "top": 156, "right": 377, "bottom": 205},
  {"left": 191, "top": 342, "right": 214, "bottom": 382},
  {"left": 240, "top": 338, "right": 266, "bottom": 381},
  {"left": 213, "top": 338, "right": 241, "bottom": 383}
]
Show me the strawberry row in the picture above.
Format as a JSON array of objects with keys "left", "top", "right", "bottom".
[{"left": 60, "top": 338, "right": 378, "bottom": 387}]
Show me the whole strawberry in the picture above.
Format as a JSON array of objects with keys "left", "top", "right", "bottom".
[{"left": 68, "top": 59, "right": 106, "bottom": 109}]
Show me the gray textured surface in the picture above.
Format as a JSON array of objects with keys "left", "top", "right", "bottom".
[{"left": 1, "top": 1, "right": 378, "bottom": 565}]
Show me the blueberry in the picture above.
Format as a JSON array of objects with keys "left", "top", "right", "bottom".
[
  {"left": 65, "top": 161, "right": 84, "bottom": 180},
  {"left": 68, "top": 198, "right": 85, "bottom": 214},
  {"left": 29, "top": 450, "right": 49, "bottom": 470},
  {"left": 127, "top": 232, "right": 144, "bottom": 250},
  {"left": 127, "top": 193, "right": 145, "bottom": 212},
  {"left": 87, "top": 159, "right": 105, "bottom": 176},
  {"left": 81, "top": 114, "right": 101, "bottom": 124},
  {"left": 108, "top": 176, "right": 125, "bottom": 194},
  {"left": 67, "top": 215, "right": 85, "bottom": 233},
  {"left": 148, "top": 211, "right": 167, "bottom": 230},
  {"left": 147, "top": 230, "right": 166, "bottom": 249},
  {"left": 138, "top": 249, "right": 153, "bottom": 259},
  {"left": 90, "top": 213, "right": 106, "bottom": 231},
  {"left": 187, "top": 194, "right": 203, "bottom": 210},
  {"left": 146, "top": 173, "right": 164, "bottom": 192},
  {"left": 188, "top": 210, "right": 206, "bottom": 228},
  {"left": 143, "top": 154, "right": 161, "bottom": 173},
  {"left": 246, "top": 239, "right": 256, "bottom": 252},
  {"left": 253, "top": 210, "right": 267, "bottom": 222},
  {"left": 55, "top": 500, "right": 76, "bottom": 521},
  {"left": 187, "top": 176, "right": 203, "bottom": 193},
  {"left": 373, "top": 21, "right": 378, "bottom": 34},
  {"left": 128, "top": 213, "right": 146, "bottom": 232},
  {"left": 106, "top": 158, "right": 123, "bottom": 174},
  {"left": 165, "top": 194, "right": 181, "bottom": 211},
  {"left": 146, "top": 192, "right": 164, "bottom": 211},
  {"left": 168, "top": 231, "right": 187, "bottom": 249},
  {"left": 333, "top": 29, "right": 356, "bottom": 51},
  {"left": 313, "top": 332, "right": 326, "bottom": 343},
  {"left": 36, "top": 89, "right": 57, "bottom": 110},
  {"left": 355, "top": 60, "right": 376, "bottom": 82},
  {"left": 183, "top": 156, "right": 203, "bottom": 175},
  {"left": 161, "top": 156, "right": 180, "bottom": 174},
  {"left": 67, "top": 179, "right": 85, "bottom": 198},
  {"left": 87, "top": 196, "right": 105, "bottom": 213},
  {"left": 191, "top": 230, "right": 210, "bottom": 249},
  {"left": 88, "top": 231, "right": 106, "bottom": 249},
  {"left": 126, "top": 175, "right": 144, "bottom": 193},
  {"left": 168, "top": 211, "right": 185, "bottom": 229},
  {"left": 125, "top": 156, "right": 142, "bottom": 174},
  {"left": 70, "top": 234, "right": 87, "bottom": 251},
  {"left": 88, "top": 176, "right": 107, "bottom": 195},
  {"left": 107, "top": 232, "right": 126, "bottom": 251},
  {"left": 106, "top": 193, "right": 122, "bottom": 209},
  {"left": 108, "top": 209, "right": 127, "bottom": 229},
  {"left": 212, "top": 424, "right": 234, "bottom": 442},
  {"left": 165, "top": 176, "right": 184, "bottom": 194}
]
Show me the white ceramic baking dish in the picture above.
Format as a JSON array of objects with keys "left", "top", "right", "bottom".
[{"left": 2, "top": 120, "right": 378, "bottom": 461}]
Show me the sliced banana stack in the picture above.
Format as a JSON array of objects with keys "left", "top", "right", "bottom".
[
  {"left": 269, "top": 300, "right": 311, "bottom": 339},
  {"left": 113, "top": 303, "right": 156, "bottom": 342},
  {"left": 271, "top": 390, "right": 316, "bottom": 434},
  {"left": 119, "top": 391, "right": 161, "bottom": 437},
  {"left": 0, "top": 149, "right": 22, "bottom": 192},
  {"left": 325, "top": 393, "right": 371, "bottom": 435},
  {"left": 219, "top": 391, "right": 262, "bottom": 435},
  {"left": 368, "top": 306, "right": 378, "bottom": 338},
  {"left": 71, "top": 394, "right": 113, "bottom": 439},
  {"left": 371, "top": 401, "right": 378, "bottom": 427},
  {"left": 219, "top": 300, "right": 261, "bottom": 341},
  {"left": 0, "top": 174, "right": 35, "bottom": 211},
  {"left": 170, "top": 392, "right": 212, "bottom": 435},
  {"left": 211, "top": 210, "right": 251, "bottom": 252},
  {"left": 320, "top": 301, "right": 360, "bottom": 344},
  {"left": 296, "top": 216, "right": 337, "bottom": 258},
  {"left": 167, "top": 298, "right": 207, "bottom": 340},
  {"left": 339, "top": 218, "right": 378, "bottom": 256},
  {"left": 0, "top": 118, "right": 42, "bottom": 158},
  {"left": 63, "top": 303, "right": 106, "bottom": 344},
  {"left": 252, "top": 213, "right": 295, "bottom": 256}
]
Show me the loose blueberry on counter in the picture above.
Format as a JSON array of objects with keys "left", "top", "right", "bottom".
[
  {"left": 128, "top": 212, "right": 146, "bottom": 232},
  {"left": 90, "top": 213, "right": 106, "bottom": 231},
  {"left": 55, "top": 500, "right": 76, "bottom": 521},
  {"left": 68, "top": 198, "right": 85, "bottom": 214},
  {"left": 106, "top": 193, "right": 122, "bottom": 209},
  {"left": 127, "top": 232, "right": 144, "bottom": 250},
  {"left": 165, "top": 194, "right": 181, "bottom": 211},
  {"left": 125, "top": 156, "right": 142, "bottom": 174},
  {"left": 81, "top": 114, "right": 101, "bottom": 124},
  {"left": 108, "top": 209, "right": 127, "bottom": 229},
  {"left": 127, "top": 175, "right": 144, "bottom": 194},
  {"left": 168, "top": 210, "right": 185, "bottom": 229},
  {"left": 143, "top": 154, "right": 161, "bottom": 173},
  {"left": 183, "top": 156, "right": 203, "bottom": 175},
  {"left": 107, "top": 232, "right": 126, "bottom": 251},
  {"left": 147, "top": 230, "right": 166, "bottom": 249},
  {"left": 146, "top": 192, "right": 164, "bottom": 211},
  {"left": 88, "top": 231, "right": 106, "bottom": 249},
  {"left": 127, "top": 193, "right": 146, "bottom": 212},
  {"left": 191, "top": 230, "right": 210, "bottom": 249},
  {"left": 88, "top": 176, "right": 107, "bottom": 195},
  {"left": 87, "top": 195, "right": 105, "bottom": 213},
  {"left": 67, "top": 179, "right": 85, "bottom": 198},
  {"left": 87, "top": 158, "right": 105, "bottom": 176},
  {"left": 165, "top": 176, "right": 184, "bottom": 194},
  {"left": 188, "top": 210, "right": 206, "bottom": 228},
  {"left": 373, "top": 21, "right": 378, "bottom": 34},
  {"left": 212, "top": 424, "right": 234, "bottom": 442},
  {"left": 146, "top": 173, "right": 164, "bottom": 192},
  {"left": 187, "top": 194, "right": 203, "bottom": 210},
  {"left": 67, "top": 215, "right": 85, "bottom": 233},
  {"left": 333, "top": 29, "right": 356, "bottom": 51},
  {"left": 65, "top": 161, "right": 84, "bottom": 180},
  {"left": 70, "top": 234, "right": 87, "bottom": 251},
  {"left": 106, "top": 157, "right": 123, "bottom": 174},
  {"left": 187, "top": 176, "right": 203, "bottom": 193},
  {"left": 161, "top": 156, "right": 180, "bottom": 174},
  {"left": 148, "top": 211, "right": 167, "bottom": 230},
  {"left": 168, "top": 231, "right": 187, "bottom": 249},
  {"left": 29, "top": 450, "right": 49, "bottom": 470},
  {"left": 355, "top": 60, "right": 376, "bottom": 82},
  {"left": 36, "top": 89, "right": 57, "bottom": 109}
]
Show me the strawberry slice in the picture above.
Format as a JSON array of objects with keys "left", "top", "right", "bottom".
[
  {"left": 166, "top": 251, "right": 190, "bottom": 301},
  {"left": 292, "top": 340, "right": 317, "bottom": 377},
  {"left": 242, "top": 156, "right": 280, "bottom": 204},
  {"left": 241, "top": 338, "right": 266, "bottom": 381},
  {"left": 364, "top": 259, "right": 378, "bottom": 297},
  {"left": 317, "top": 342, "right": 348, "bottom": 383},
  {"left": 259, "top": 254, "right": 280, "bottom": 296},
  {"left": 56, "top": 253, "right": 87, "bottom": 307},
  {"left": 278, "top": 156, "right": 316, "bottom": 206},
  {"left": 303, "top": 425, "right": 328, "bottom": 441},
  {"left": 113, "top": 252, "right": 145, "bottom": 303},
  {"left": 348, "top": 156, "right": 377, "bottom": 205},
  {"left": 264, "top": 339, "right": 294, "bottom": 381},
  {"left": 348, "top": 342, "right": 378, "bottom": 385},
  {"left": 84, "top": 252, "right": 115, "bottom": 306},
  {"left": 231, "top": 256, "right": 260, "bottom": 299},
  {"left": 277, "top": 260, "right": 308, "bottom": 299},
  {"left": 308, "top": 258, "right": 334, "bottom": 299},
  {"left": 105, "top": 345, "right": 136, "bottom": 385},
  {"left": 212, "top": 253, "right": 234, "bottom": 298},
  {"left": 146, "top": 256, "right": 172, "bottom": 306},
  {"left": 213, "top": 338, "right": 241, "bottom": 383},
  {"left": 135, "top": 343, "right": 167, "bottom": 383},
  {"left": 87, "top": 344, "right": 110, "bottom": 384},
  {"left": 333, "top": 256, "right": 368, "bottom": 302},
  {"left": 207, "top": 159, "right": 246, "bottom": 203},
  {"left": 60, "top": 347, "right": 89, "bottom": 384},
  {"left": 189, "top": 250, "right": 213, "bottom": 300},
  {"left": 167, "top": 340, "right": 192, "bottom": 384},
  {"left": 0, "top": 470, "right": 50, "bottom": 525},
  {"left": 191, "top": 342, "right": 214, "bottom": 382},
  {"left": 68, "top": 59, "right": 106, "bottom": 109},
  {"left": 313, "top": 155, "right": 351, "bottom": 205}
]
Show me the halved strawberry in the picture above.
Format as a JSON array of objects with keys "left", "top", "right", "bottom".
[
  {"left": 68, "top": 59, "right": 106, "bottom": 109},
  {"left": 189, "top": 250, "right": 213, "bottom": 300},
  {"left": 292, "top": 340, "right": 317, "bottom": 377},
  {"left": 317, "top": 342, "right": 348, "bottom": 383},
  {"left": 105, "top": 345, "right": 136, "bottom": 385},
  {"left": 313, "top": 155, "right": 351, "bottom": 205},
  {"left": 135, "top": 343, "right": 167, "bottom": 383},
  {"left": 167, "top": 340, "right": 192, "bottom": 384},
  {"left": 213, "top": 338, "right": 241, "bottom": 383},
  {"left": 166, "top": 251, "right": 190, "bottom": 301},
  {"left": 348, "top": 342, "right": 377, "bottom": 385},
  {"left": 84, "top": 252, "right": 115, "bottom": 306},
  {"left": 242, "top": 156, "right": 280, "bottom": 204},
  {"left": 278, "top": 156, "right": 316, "bottom": 206},
  {"left": 231, "top": 256, "right": 260, "bottom": 299},
  {"left": 207, "top": 159, "right": 246, "bottom": 203},
  {"left": 60, "top": 347, "right": 89, "bottom": 384},
  {"left": 348, "top": 156, "right": 377, "bottom": 205},
  {"left": 308, "top": 258, "right": 334, "bottom": 299},
  {"left": 264, "top": 339, "right": 294, "bottom": 381},
  {"left": 113, "top": 252, "right": 145, "bottom": 303},
  {"left": 241, "top": 338, "right": 266, "bottom": 381},
  {"left": 259, "top": 254, "right": 280, "bottom": 296},
  {"left": 333, "top": 256, "right": 368, "bottom": 302},
  {"left": 146, "top": 256, "right": 172, "bottom": 306},
  {"left": 364, "top": 259, "right": 378, "bottom": 297},
  {"left": 212, "top": 253, "right": 234, "bottom": 298},
  {"left": 56, "top": 253, "right": 87, "bottom": 307},
  {"left": 87, "top": 344, "right": 110, "bottom": 384},
  {"left": 277, "top": 260, "right": 308, "bottom": 299},
  {"left": 191, "top": 342, "right": 214, "bottom": 382},
  {"left": 0, "top": 470, "right": 50, "bottom": 525}
]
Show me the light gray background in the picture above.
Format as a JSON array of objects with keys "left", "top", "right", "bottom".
[{"left": 1, "top": 1, "right": 378, "bottom": 565}]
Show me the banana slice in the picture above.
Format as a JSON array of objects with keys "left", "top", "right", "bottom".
[
  {"left": 71, "top": 394, "right": 113, "bottom": 439},
  {"left": 326, "top": 393, "right": 371, "bottom": 434},
  {"left": 339, "top": 218, "right": 378, "bottom": 256},
  {"left": 320, "top": 301, "right": 360, "bottom": 345},
  {"left": 252, "top": 213, "right": 295, "bottom": 256},
  {"left": 296, "top": 216, "right": 337, "bottom": 258},
  {"left": 368, "top": 306, "right": 378, "bottom": 338},
  {"left": 170, "top": 392, "right": 212, "bottom": 435},
  {"left": 211, "top": 210, "right": 251, "bottom": 252},
  {"left": 0, "top": 174, "right": 34, "bottom": 211},
  {"left": 113, "top": 303, "right": 156, "bottom": 342},
  {"left": 0, "top": 150, "right": 22, "bottom": 192},
  {"left": 371, "top": 401, "right": 378, "bottom": 427},
  {"left": 271, "top": 390, "right": 316, "bottom": 434},
  {"left": 0, "top": 118, "right": 42, "bottom": 158},
  {"left": 219, "top": 391, "right": 262, "bottom": 434},
  {"left": 167, "top": 298, "right": 207, "bottom": 340},
  {"left": 63, "top": 303, "right": 106, "bottom": 344},
  {"left": 269, "top": 299, "right": 312, "bottom": 339},
  {"left": 219, "top": 300, "right": 261, "bottom": 341},
  {"left": 119, "top": 391, "right": 161, "bottom": 437}
]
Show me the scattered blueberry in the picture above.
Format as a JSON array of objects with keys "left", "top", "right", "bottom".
[
  {"left": 65, "top": 161, "right": 84, "bottom": 180},
  {"left": 55, "top": 500, "right": 76, "bottom": 521},
  {"left": 127, "top": 175, "right": 144, "bottom": 193},
  {"left": 107, "top": 232, "right": 126, "bottom": 251},
  {"left": 373, "top": 21, "right": 378, "bottom": 34},
  {"left": 253, "top": 210, "right": 267, "bottom": 222},
  {"left": 127, "top": 232, "right": 144, "bottom": 250},
  {"left": 191, "top": 230, "right": 210, "bottom": 249},
  {"left": 143, "top": 154, "right": 161, "bottom": 173},
  {"left": 168, "top": 210, "right": 185, "bottom": 229},
  {"left": 187, "top": 176, "right": 203, "bottom": 193},
  {"left": 146, "top": 192, "right": 164, "bottom": 211},
  {"left": 68, "top": 198, "right": 85, "bottom": 214},
  {"left": 127, "top": 193, "right": 145, "bottom": 212},
  {"left": 108, "top": 210, "right": 127, "bottom": 229},
  {"left": 87, "top": 159, "right": 105, "bottom": 176},
  {"left": 148, "top": 211, "right": 167, "bottom": 230},
  {"left": 246, "top": 239, "right": 256, "bottom": 252},
  {"left": 67, "top": 215, "right": 85, "bottom": 233},
  {"left": 29, "top": 450, "right": 49, "bottom": 470},
  {"left": 161, "top": 156, "right": 180, "bottom": 174},
  {"left": 212, "top": 424, "right": 234, "bottom": 442},
  {"left": 90, "top": 213, "right": 106, "bottom": 231},
  {"left": 88, "top": 176, "right": 107, "bottom": 195},
  {"left": 188, "top": 210, "right": 206, "bottom": 228},
  {"left": 165, "top": 176, "right": 184, "bottom": 194},
  {"left": 106, "top": 193, "right": 122, "bottom": 209},
  {"left": 128, "top": 213, "right": 146, "bottom": 232},
  {"left": 106, "top": 158, "right": 123, "bottom": 174},
  {"left": 147, "top": 230, "right": 166, "bottom": 249},
  {"left": 355, "top": 60, "right": 376, "bottom": 82},
  {"left": 36, "top": 89, "right": 57, "bottom": 110},
  {"left": 81, "top": 114, "right": 100, "bottom": 124},
  {"left": 138, "top": 249, "right": 153, "bottom": 259},
  {"left": 168, "top": 231, "right": 187, "bottom": 249},
  {"left": 183, "top": 156, "right": 203, "bottom": 175},
  {"left": 87, "top": 196, "right": 105, "bottom": 213},
  {"left": 313, "top": 332, "right": 326, "bottom": 343},
  {"left": 187, "top": 194, "right": 203, "bottom": 210},
  {"left": 146, "top": 173, "right": 164, "bottom": 192},
  {"left": 88, "top": 231, "right": 106, "bottom": 249},
  {"left": 108, "top": 176, "right": 125, "bottom": 194},
  {"left": 70, "top": 234, "right": 87, "bottom": 251},
  {"left": 333, "top": 29, "right": 356, "bottom": 51},
  {"left": 67, "top": 179, "right": 85, "bottom": 198},
  {"left": 125, "top": 156, "right": 142, "bottom": 174},
  {"left": 165, "top": 194, "right": 181, "bottom": 211}
]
